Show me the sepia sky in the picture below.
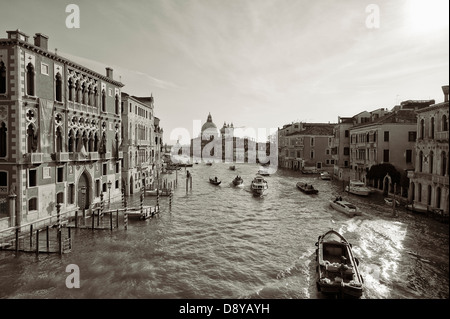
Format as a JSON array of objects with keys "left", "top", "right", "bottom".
[{"left": 1, "top": 0, "right": 449, "bottom": 143}]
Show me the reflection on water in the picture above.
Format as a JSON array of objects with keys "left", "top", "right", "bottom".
[{"left": 0, "top": 163, "right": 448, "bottom": 299}]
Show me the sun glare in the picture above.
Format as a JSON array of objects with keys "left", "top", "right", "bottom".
[{"left": 406, "top": 0, "right": 449, "bottom": 34}]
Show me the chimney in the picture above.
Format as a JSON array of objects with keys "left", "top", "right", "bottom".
[
  {"left": 6, "top": 29, "right": 29, "bottom": 42},
  {"left": 106, "top": 67, "right": 113, "bottom": 80},
  {"left": 34, "top": 33, "right": 48, "bottom": 50},
  {"left": 442, "top": 85, "right": 449, "bottom": 102}
]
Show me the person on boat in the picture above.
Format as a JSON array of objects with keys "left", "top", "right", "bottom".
[
  {"left": 339, "top": 196, "right": 342, "bottom": 201},
  {"left": 186, "top": 170, "right": 191, "bottom": 179},
  {"left": 215, "top": 176, "right": 218, "bottom": 182}
]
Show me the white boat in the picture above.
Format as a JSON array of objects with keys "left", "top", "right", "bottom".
[
  {"left": 345, "top": 180, "right": 371, "bottom": 196},
  {"left": 329, "top": 198, "right": 361, "bottom": 217},
  {"left": 320, "top": 172, "right": 331, "bottom": 180},
  {"left": 145, "top": 188, "right": 173, "bottom": 196},
  {"left": 251, "top": 175, "right": 269, "bottom": 196}
]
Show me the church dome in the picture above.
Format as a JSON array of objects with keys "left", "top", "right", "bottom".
[{"left": 201, "top": 112, "right": 218, "bottom": 133}]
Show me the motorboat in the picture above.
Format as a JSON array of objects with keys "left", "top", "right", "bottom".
[
  {"left": 296, "top": 182, "right": 319, "bottom": 194},
  {"left": 320, "top": 172, "right": 331, "bottom": 180},
  {"left": 250, "top": 175, "right": 268, "bottom": 196},
  {"left": 329, "top": 198, "right": 361, "bottom": 217},
  {"left": 232, "top": 176, "right": 244, "bottom": 186},
  {"left": 345, "top": 180, "right": 371, "bottom": 196},
  {"left": 315, "top": 229, "right": 364, "bottom": 298}
]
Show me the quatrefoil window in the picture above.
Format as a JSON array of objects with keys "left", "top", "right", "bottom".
[{"left": 26, "top": 109, "right": 36, "bottom": 122}]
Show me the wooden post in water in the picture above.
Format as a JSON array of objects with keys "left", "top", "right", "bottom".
[
  {"left": 29, "top": 224, "right": 33, "bottom": 248},
  {"left": 110, "top": 211, "right": 113, "bottom": 230},
  {"left": 116, "top": 209, "right": 119, "bottom": 229},
  {"left": 91, "top": 211, "right": 95, "bottom": 229},
  {"left": 392, "top": 183, "right": 397, "bottom": 217},
  {"left": 46, "top": 226, "right": 50, "bottom": 251},
  {"left": 140, "top": 187, "right": 144, "bottom": 216},
  {"left": 124, "top": 213, "right": 128, "bottom": 230},
  {"left": 68, "top": 227, "right": 72, "bottom": 250},
  {"left": 156, "top": 188, "right": 160, "bottom": 207},
  {"left": 15, "top": 227, "right": 19, "bottom": 252},
  {"left": 35, "top": 229, "right": 39, "bottom": 255},
  {"left": 75, "top": 210, "right": 78, "bottom": 228},
  {"left": 56, "top": 203, "right": 62, "bottom": 255}
]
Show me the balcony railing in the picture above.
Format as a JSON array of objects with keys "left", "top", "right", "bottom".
[
  {"left": 435, "top": 131, "right": 449, "bottom": 142},
  {"left": 55, "top": 152, "right": 69, "bottom": 162},
  {"left": 23, "top": 153, "right": 43, "bottom": 164},
  {"left": 432, "top": 175, "right": 449, "bottom": 186}
]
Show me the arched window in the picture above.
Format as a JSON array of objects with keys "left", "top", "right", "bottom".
[
  {"left": 418, "top": 183, "right": 422, "bottom": 202},
  {"left": 94, "top": 132, "right": 99, "bottom": 152},
  {"left": 94, "top": 87, "right": 98, "bottom": 107},
  {"left": 115, "top": 94, "right": 119, "bottom": 114},
  {"left": 0, "top": 121, "right": 7, "bottom": 157},
  {"left": 0, "top": 61, "right": 6, "bottom": 94},
  {"left": 431, "top": 117, "right": 435, "bottom": 139},
  {"left": 68, "top": 78, "right": 73, "bottom": 101},
  {"left": 429, "top": 151, "right": 434, "bottom": 174},
  {"left": 26, "top": 124, "right": 37, "bottom": 153},
  {"left": 55, "top": 126, "right": 63, "bottom": 152},
  {"left": 87, "top": 85, "right": 92, "bottom": 106},
  {"left": 75, "top": 80, "right": 81, "bottom": 103},
  {"left": 26, "top": 63, "right": 35, "bottom": 96},
  {"left": 101, "top": 89, "right": 106, "bottom": 112},
  {"left": 28, "top": 198, "right": 37, "bottom": 211},
  {"left": 427, "top": 185, "right": 432, "bottom": 206},
  {"left": 55, "top": 73, "right": 62, "bottom": 102},
  {"left": 68, "top": 129, "right": 74, "bottom": 152},
  {"left": 420, "top": 119, "right": 425, "bottom": 139},
  {"left": 442, "top": 114, "right": 448, "bottom": 132},
  {"left": 81, "top": 82, "right": 86, "bottom": 104},
  {"left": 441, "top": 151, "right": 447, "bottom": 176},
  {"left": 419, "top": 151, "right": 423, "bottom": 172}
]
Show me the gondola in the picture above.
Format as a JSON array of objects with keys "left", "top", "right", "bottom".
[{"left": 209, "top": 177, "right": 221, "bottom": 185}]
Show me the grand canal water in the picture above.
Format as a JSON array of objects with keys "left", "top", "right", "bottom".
[{"left": 0, "top": 163, "right": 448, "bottom": 299}]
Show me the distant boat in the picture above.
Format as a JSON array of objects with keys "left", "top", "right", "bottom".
[
  {"left": 251, "top": 175, "right": 268, "bottom": 196},
  {"left": 296, "top": 182, "right": 319, "bottom": 194},
  {"left": 257, "top": 168, "right": 270, "bottom": 176},
  {"left": 232, "top": 176, "right": 244, "bottom": 186},
  {"left": 345, "top": 180, "right": 371, "bottom": 196},
  {"left": 329, "top": 198, "right": 361, "bottom": 217},
  {"left": 320, "top": 172, "right": 331, "bottom": 180},
  {"left": 229, "top": 165, "right": 236, "bottom": 170},
  {"left": 206, "top": 161, "right": 213, "bottom": 166},
  {"left": 384, "top": 197, "right": 400, "bottom": 207},
  {"left": 209, "top": 177, "right": 221, "bottom": 185},
  {"left": 145, "top": 188, "right": 173, "bottom": 197}
]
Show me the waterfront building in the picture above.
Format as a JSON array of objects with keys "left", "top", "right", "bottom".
[
  {"left": 278, "top": 122, "right": 335, "bottom": 171},
  {"left": 189, "top": 113, "right": 263, "bottom": 163},
  {"left": 349, "top": 101, "right": 434, "bottom": 192},
  {"left": 120, "top": 93, "right": 163, "bottom": 195},
  {"left": 331, "top": 116, "right": 353, "bottom": 181},
  {"left": 0, "top": 30, "right": 124, "bottom": 230},
  {"left": 408, "top": 85, "right": 449, "bottom": 214}
]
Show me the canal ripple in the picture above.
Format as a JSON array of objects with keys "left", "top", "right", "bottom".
[{"left": 0, "top": 163, "right": 448, "bottom": 299}]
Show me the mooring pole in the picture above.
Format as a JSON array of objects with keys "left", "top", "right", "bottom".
[
  {"left": 46, "top": 226, "right": 49, "bottom": 251},
  {"left": 56, "top": 203, "right": 62, "bottom": 255},
  {"left": 30, "top": 224, "right": 33, "bottom": 248},
  {"left": 35, "top": 229, "right": 39, "bottom": 255}
]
